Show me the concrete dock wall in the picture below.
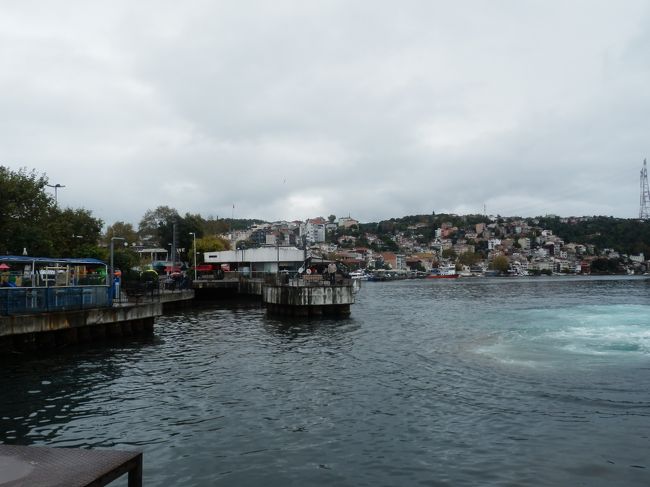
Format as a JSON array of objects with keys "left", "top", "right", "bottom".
[
  {"left": 159, "top": 290, "right": 195, "bottom": 312},
  {"left": 0, "top": 303, "right": 162, "bottom": 352},
  {"left": 263, "top": 284, "right": 354, "bottom": 306},
  {"left": 263, "top": 284, "right": 354, "bottom": 317},
  {"left": 238, "top": 279, "right": 264, "bottom": 296},
  {"left": 192, "top": 278, "right": 263, "bottom": 299}
]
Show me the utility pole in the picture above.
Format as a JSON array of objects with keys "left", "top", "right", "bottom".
[
  {"left": 640, "top": 159, "right": 650, "bottom": 220},
  {"left": 46, "top": 183, "right": 65, "bottom": 205},
  {"left": 189, "top": 232, "right": 197, "bottom": 280},
  {"left": 110, "top": 237, "right": 125, "bottom": 301},
  {"left": 171, "top": 222, "right": 177, "bottom": 265}
]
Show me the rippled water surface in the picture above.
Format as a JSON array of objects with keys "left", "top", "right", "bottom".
[{"left": 1, "top": 277, "right": 649, "bottom": 486}]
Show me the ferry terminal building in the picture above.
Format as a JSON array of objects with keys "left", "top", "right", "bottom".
[{"left": 203, "top": 246, "right": 307, "bottom": 274}]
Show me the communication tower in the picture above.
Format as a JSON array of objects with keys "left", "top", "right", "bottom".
[{"left": 640, "top": 159, "right": 650, "bottom": 220}]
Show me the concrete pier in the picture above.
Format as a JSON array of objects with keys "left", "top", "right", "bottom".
[
  {"left": 159, "top": 289, "right": 195, "bottom": 311},
  {"left": 0, "top": 302, "right": 161, "bottom": 353},
  {"left": 193, "top": 278, "right": 264, "bottom": 299},
  {"left": 263, "top": 280, "right": 355, "bottom": 317}
]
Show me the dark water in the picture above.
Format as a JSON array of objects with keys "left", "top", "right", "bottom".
[{"left": 1, "top": 277, "right": 649, "bottom": 486}]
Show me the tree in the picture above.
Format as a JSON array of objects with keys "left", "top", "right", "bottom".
[
  {"left": 192, "top": 236, "right": 230, "bottom": 265},
  {"left": 458, "top": 251, "right": 481, "bottom": 266},
  {"left": 138, "top": 206, "right": 180, "bottom": 246},
  {"left": 112, "top": 246, "right": 141, "bottom": 283},
  {"left": 376, "top": 235, "right": 398, "bottom": 252},
  {"left": 49, "top": 208, "right": 103, "bottom": 258},
  {"left": 590, "top": 257, "right": 623, "bottom": 274},
  {"left": 203, "top": 216, "right": 229, "bottom": 236},
  {"left": 105, "top": 221, "right": 139, "bottom": 244},
  {"left": 0, "top": 166, "right": 105, "bottom": 258},
  {"left": 490, "top": 255, "right": 510, "bottom": 273},
  {"left": 411, "top": 261, "right": 426, "bottom": 272},
  {"left": 442, "top": 248, "right": 457, "bottom": 260},
  {"left": 172, "top": 212, "right": 203, "bottom": 262},
  {"left": 328, "top": 214, "right": 336, "bottom": 223},
  {"left": 0, "top": 166, "right": 53, "bottom": 255}
]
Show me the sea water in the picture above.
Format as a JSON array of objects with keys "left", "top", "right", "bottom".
[{"left": 0, "top": 276, "right": 648, "bottom": 486}]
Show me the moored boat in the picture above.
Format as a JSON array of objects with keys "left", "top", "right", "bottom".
[
  {"left": 349, "top": 270, "right": 370, "bottom": 280},
  {"left": 427, "top": 262, "right": 459, "bottom": 279}
]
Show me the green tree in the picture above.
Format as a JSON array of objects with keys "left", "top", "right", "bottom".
[
  {"left": 105, "top": 221, "right": 139, "bottom": 244},
  {"left": 49, "top": 208, "right": 103, "bottom": 258},
  {"left": 112, "top": 246, "right": 141, "bottom": 283},
  {"left": 138, "top": 206, "right": 180, "bottom": 247},
  {"left": 442, "top": 248, "right": 457, "bottom": 260},
  {"left": 203, "top": 216, "right": 229, "bottom": 236},
  {"left": 0, "top": 166, "right": 105, "bottom": 258},
  {"left": 170, "top": 212, "right": 202, "bottom": 262},
  {"left": 0, "top": 167, "right": 53, "bottom": 255},
  {"left": 458, "top": 251, "right": 481, "bottom": 266},
  {"left": 590, "top": 257, "right": 623, "bottom": 274},
  {"left": 192, "top": 235, "right": 230, "bottom": 265},
  {"left": 490, "top": 255, "right": 510, "bottom": 273}
]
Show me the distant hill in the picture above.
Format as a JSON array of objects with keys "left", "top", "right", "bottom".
[
  {"left": 530, "top": 216, "right": 650, "bottom": 255},
  {"left": 356, "top": 213, "right": 650, "bottom": 256}
]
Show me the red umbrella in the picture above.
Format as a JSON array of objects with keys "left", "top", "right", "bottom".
[{"left": 0, "top": 264, "right": 10, "bottom": 270}]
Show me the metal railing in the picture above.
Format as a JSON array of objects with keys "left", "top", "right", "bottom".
[
  {"left": 115, "top": 276, "right": 192, "bottom": 304},
  {"left": 0, "top": 286, "right": 111, "bottom": 316},
  {"left": 265, "top": 273, "right": 352, "bottom": 287},
  {"left": 196, "top": 270, "right": 272, "bottom": 281}
]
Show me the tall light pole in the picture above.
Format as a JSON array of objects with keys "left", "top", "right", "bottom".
[
  {"left": 189, "top": 232, "right": 197, "bottom": 280},
  {"left": 46, "top": 183, "right": 66, "bottom": 205},
  {"left": 110, "top": 237, "right": 125, "bottom": 296}
]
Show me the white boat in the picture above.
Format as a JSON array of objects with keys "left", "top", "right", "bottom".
[
  {"left": 427, "top": 262, "right": 459, "bottom": 279},
  {"left": 349, "top": 270, "right": 370, "bottom": 280}
]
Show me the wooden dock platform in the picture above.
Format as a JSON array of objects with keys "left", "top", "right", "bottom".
[{"left": 0, "top": 444, "right": 142, "bottom": 486}]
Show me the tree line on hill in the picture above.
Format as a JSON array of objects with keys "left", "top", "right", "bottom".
[{"left": 533, "top": 216, "right": 650, "bottom": 256}]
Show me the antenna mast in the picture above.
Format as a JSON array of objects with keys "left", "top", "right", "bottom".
[{"left": 640, "top": 159, "right": 650, "bottom": 220}]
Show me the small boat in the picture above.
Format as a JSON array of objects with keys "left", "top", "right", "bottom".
[
  {"left": 427, "top": 262, "right": 459, "bottom": 279},
  {"left": 349, "top": 270, "right": 370, "bottom": 280}
]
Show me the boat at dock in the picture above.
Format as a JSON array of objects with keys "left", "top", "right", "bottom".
[
  {"left": 427, "top": 262, "right": 459, "bottom": 279},
  {"left": 349, "top": 270, "right": 370, "bottom": 280}
]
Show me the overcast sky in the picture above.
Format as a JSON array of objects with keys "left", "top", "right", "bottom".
[{"left": 2, "top": 1, "right": 649, "bottom": 227}]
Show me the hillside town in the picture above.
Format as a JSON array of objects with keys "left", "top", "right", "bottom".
[{"left": 218, "top": 214, "right": 648, "bottom": 277}]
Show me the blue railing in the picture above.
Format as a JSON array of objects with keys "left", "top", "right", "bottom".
[{"left": 0, "top": 286, "right": 111, "bottom": 316}]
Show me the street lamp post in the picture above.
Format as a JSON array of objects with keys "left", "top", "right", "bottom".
[
  {"left": 110, "top": 237, "right": 125, "bottom": 299},
  {"left": 46, "top": 183, "right": 66, "bottom": 205},
  {"left": 189, "top": 232, "right": 197, "bottom": 280}
]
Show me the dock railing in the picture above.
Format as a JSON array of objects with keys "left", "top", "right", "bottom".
[
  {"left": 265, "top": 272, "right": 352, "bottom": 287},
  {"left": 117, "top": 275, "right": 192, "bottom": 305},
  {"left": 0, "top": 286, "right": 111, "bottom": 316}
]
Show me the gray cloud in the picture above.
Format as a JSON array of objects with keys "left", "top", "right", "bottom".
[{"left": 1, "top": 0, "right": 649, "bottom": 227}]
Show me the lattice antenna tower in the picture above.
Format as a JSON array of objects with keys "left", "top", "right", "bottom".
[{"left": 640, "top": 159, "right": 650, "bottom": 220}]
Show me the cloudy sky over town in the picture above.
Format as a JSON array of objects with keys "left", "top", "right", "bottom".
[{"left": 2, "top": 1, "right": 649, "bottom": 226}]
